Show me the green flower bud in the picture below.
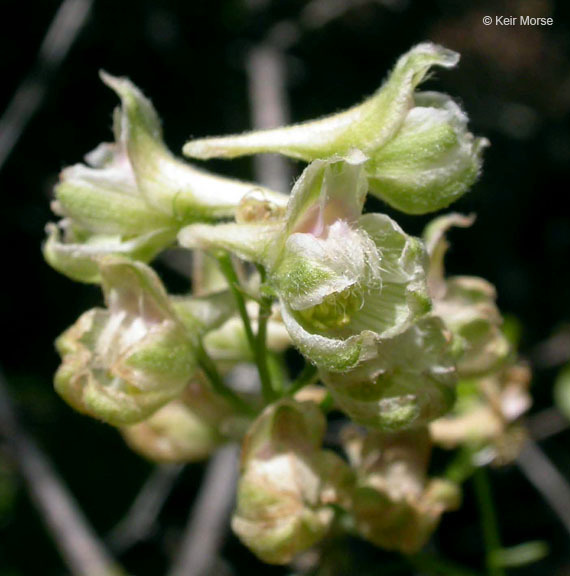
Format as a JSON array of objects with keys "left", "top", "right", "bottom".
[
  {"left": 121, "top": 374, "right": 234, "bottom": 463},
  {"left": 55, "top": 257, "right": 197, "bottom": 425},
  {"left": 430, "top": 363, "right": 531, "bottom": 465},
  {"left": 232, "top": 400, "right": 353, "bottom": 565},
  {"left": 321, "top": 317, "right": 457, "bottom": 430},
  {"left": 342, "top": 426, "right": 460, "bottom": 553},
  {"left": 121, "top": 399, "right": 219, "bottom": 463},
  {"left": 180, "top": 157, "right": 430, "bottom": 372},
  {"left": 366, "top": 92, "right": 488, "bottom": 214},
  {"left": 424, "top": 214, "right": 511, "bottom": 377},
  {"left": 184, "top": 43, "right": 487, "bottom": 214}
]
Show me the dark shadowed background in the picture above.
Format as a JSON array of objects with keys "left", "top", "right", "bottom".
[{"left": 1, "top": 0, "right": 570, "bottom": 574}]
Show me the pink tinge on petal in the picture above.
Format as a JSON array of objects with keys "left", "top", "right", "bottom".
[
  {"left": 292, "top": 198, "right": 358, "bottom": 238},
  {"left": 292, "top": 203, "right": 325, "bottom": 237}
]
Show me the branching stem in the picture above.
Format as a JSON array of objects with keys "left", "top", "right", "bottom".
[
  {"left": 196, "top": 338, "right": 255, "bottom": 416},
  {"left": 217, "top": 253, "right": 276, "bottom": 402}
]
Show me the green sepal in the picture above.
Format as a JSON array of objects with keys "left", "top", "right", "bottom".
[
  {"left": 367, "top": 93, "right": 488, "bottom": 214},
  {"left": 322, "top": 317, "right": 457, "bottom": 430},
  {"left": 43, "top": 222, "right": 177, "bottom": 284}
]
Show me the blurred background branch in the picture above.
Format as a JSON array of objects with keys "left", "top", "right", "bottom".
[
  {"left": 517, "top": 438, "right": 570, "bottom": 537},
  {"left": 0, "top": 367, "right": 122, "bottom": 576},
  {"left": 0, "top": 0, "right": 93, "bottom": 174},
  {"left": 168, "top": 445, "right": 239, "bottom": 576},
  {"left": 107, "top": 464, "right": 183, "bottom": 555}
]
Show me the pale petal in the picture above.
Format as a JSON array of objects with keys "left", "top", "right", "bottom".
[{"left": 43, "top": 222, "right": 176, "bottom": 284}]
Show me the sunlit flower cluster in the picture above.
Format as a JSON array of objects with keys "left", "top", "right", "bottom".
[{"left": 44, "top": 43, "right": 530, "bottom": 565}]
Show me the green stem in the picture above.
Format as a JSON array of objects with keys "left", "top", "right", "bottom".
[
  {"left": 473, "top": 467, "right": 506, "bottom": 576},
  {"left": 195, "top": 338, "right": 255, "bottom": 416},
  {"left": 445, "top": 447, "right": 476, "bottom": 485},
  {"left": 217, "top": 254, "right": 276, "bottom": 402},
  {"left": 255, "top": 265, "right": 279, "bottom": 397},
  {"left": 287, "top": 363, "right": 319, "bottom": 396},
  {"left": 319, "top": 391, "right": 335, "bottom": 414},
  {"left": 409, "top": 553, "right": 483, "bottom": 576}
]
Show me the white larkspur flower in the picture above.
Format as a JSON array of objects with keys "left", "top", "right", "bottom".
[
  {"left": 232, "top": 400, "right": 353, "bottom": 565},
  {"left": 99, "top": 73, "right": 287, "bottom": 220},
  {"left": 179, "top": 156, "right": 430, "bottom": 372},
  {"left": 184, "top": 43, "right": 487, "bottom": 215},
  {"left": 44, "top": 73, "right": 287, "bottom": 283}
]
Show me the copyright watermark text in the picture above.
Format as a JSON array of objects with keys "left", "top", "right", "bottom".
[{"left": 483, "top": 15, "right": 553, "bottom": 26}]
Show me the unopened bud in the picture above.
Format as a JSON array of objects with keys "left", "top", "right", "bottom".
[
  {"left": 232, "top": 400, "right": 353, "bottom": 564},
  {"left": 55, "top": 257, "right": 196, "bottom": 425}
]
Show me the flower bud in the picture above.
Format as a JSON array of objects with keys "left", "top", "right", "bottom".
[
  {"left": 184, "top": 43, "right": 486, "bottom": 214},
  {"left": 180, "top": 157, "right": 431, "bottom": 372},
  {"left": 121, "top": 398, "right": 220, "bottom": 463},
  {"left": 121, "top": 374, "right": 234, "bottom": 462},
  {"left": 55, "top": 257, "right": 197, "bottom": 425},
  {"left": 367, "top": 92, "right": 488, "bottom": 214},
  {"left": 424, "top": 214, "right": 511, "bottom": 377},
  {"left": 232, "top": 400, "right": 353, "bottom": 564},
  {"left": 342, "top": 426, "right": 460, "bottom": 553},
  {"left": 321, "top": 316, "right": 456, "bottom": 430}
]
